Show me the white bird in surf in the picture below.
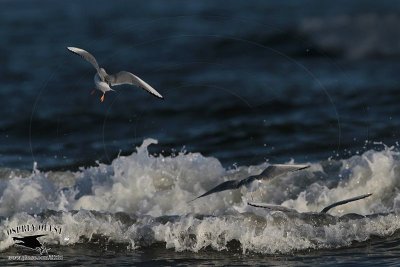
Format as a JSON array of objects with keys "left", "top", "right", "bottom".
[
  {"left": 67, "top": 47, "right": 163, "bottom": 102},
  {"left": 189, "top": 164, "right": 310, "bottom": 202}
]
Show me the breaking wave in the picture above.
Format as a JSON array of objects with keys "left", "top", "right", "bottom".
[{"left": 1, "top": 139, "right": 400, "bottom": 254}]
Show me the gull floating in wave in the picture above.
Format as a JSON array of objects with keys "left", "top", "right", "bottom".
[
  {"left": 189, "top": 164, "right": 310, "bottom": 202},
  {"left": 67, "top": 47, "right": 163, "bottom": 102},
  {"left": 248, "top": 193, "right": 372, "bottom": 214}
]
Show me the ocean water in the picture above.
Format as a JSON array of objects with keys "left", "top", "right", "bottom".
[{"left": 1, "top": 0, "right": 400, "bottom": 265}]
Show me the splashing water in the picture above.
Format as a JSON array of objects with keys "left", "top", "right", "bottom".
[{"left": 1, "top": 139, "right": 400, "bottom": 254}]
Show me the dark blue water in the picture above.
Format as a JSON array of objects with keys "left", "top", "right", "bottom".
[
  {"left": 1, "top": 0, "right": 400, "bottom": 170},
  {"left": 1, "top": 0, "right": 400, "bottom": 265}
]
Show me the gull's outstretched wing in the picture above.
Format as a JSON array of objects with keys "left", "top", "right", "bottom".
[
  {"left": 240, "top": 164, "right": 310, "bottom": 186},
  {"left": 190, "top": 165, "right": 309, "bottom": 203},
  {"left": 188, "top": 180, "right": 240, "bottom": 202},
  {"left": 108, "top": 71, "right": 163, "bottom": 99},
  {"left": 320, "top": 193, "right": 372, "bottom": 213},
  {"left": 256, "top": 164, "right": 310, "bottom": 181},
  {"left": 248, "top": 202, "right": 296, "bottom": 212},
  {"left": 67, "top": 47, "right": 100, "bottom": 72}
]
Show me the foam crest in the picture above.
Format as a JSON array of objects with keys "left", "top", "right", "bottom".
[
  {"left": 2, "top": 209, "right": 400, "bottom": 254},
  {"left": 281, "top": 147, "right": 400, "bottom": 215},
  {"left": 72, "top": 138, "right": 231, "bottom": 216}
]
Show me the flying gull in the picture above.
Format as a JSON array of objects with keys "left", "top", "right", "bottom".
[
  {"left": 248, "top": 193, "right": 373, "bottom": 214},
  {"left": 189, "top": 164, "right": 310, "bottom": 202},
  {"left": 67, "top": 47, "right": 163, "bottom": 102}
]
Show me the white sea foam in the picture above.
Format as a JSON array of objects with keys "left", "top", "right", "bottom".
[{"left": 1, "top": 139, "right": 400, "bottom": 254}]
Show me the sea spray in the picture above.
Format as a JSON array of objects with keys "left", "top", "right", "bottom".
[{"left": 1, "top": 139, "right": 400, "bottom": 253}]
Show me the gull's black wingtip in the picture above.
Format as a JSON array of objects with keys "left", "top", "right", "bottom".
[
  {"left": 187, "top": 196, "right": 199, "bottom": 204},
  {"left": 299, "top": 165, "right": 310, "bottom": 171},
  {"left": 187, "top": 191, "right": 211, "bottom": 204}
]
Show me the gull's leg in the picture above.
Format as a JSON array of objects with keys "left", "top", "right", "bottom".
[
  {"left": 100, "top": 94, "right": 105, "bottom": 102},
  {"left": 91, "top": 89, "right": 96, "bottom": 95}
]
